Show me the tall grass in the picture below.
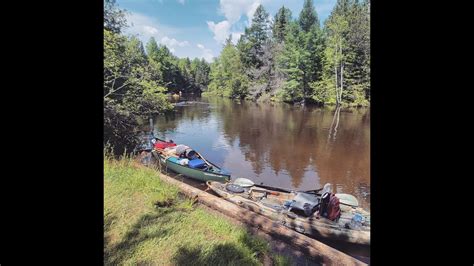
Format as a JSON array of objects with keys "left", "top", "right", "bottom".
[{"left": 104, "top": 156, "right": 278, "bottom": 265}]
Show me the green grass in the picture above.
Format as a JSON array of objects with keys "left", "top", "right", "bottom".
[
  {"left": 273, "top": 254, "right": 292, "bottom": 266},
  {"left": 104, "top": 157, "right": 279, "bottom": 265}
]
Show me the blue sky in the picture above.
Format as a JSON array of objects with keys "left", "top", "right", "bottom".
[{"left": 116, "top": 0, "right": 337, "bottom": 62}]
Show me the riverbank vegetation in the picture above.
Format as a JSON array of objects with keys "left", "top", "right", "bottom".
[
  {"left": 104, "top": 155, "right": 297, "bottom": 265},
  {"left": 103, "top": 0, "right": 369, "bottom": 152},
  {"left": 104, "top": 0, "right": 210, "bottom": 153},
  {"left": 205, "top": 0, "right": 370, "bottom": 107}
]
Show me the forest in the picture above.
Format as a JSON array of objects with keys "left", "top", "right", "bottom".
[
  {"left": 104, "top": 0, "right": 370, "bottom": 152},
  {"left": 205, "top": 0, "right": 370, "bottom": 107}
]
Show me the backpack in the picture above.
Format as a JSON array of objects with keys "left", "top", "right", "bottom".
[{"left": 319, "top": 192, "right": 341, "bottom": 221}]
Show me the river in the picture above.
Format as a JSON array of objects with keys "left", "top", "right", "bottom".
[{"left": 153, "top": 95, "right": 370, "bottom": 261}]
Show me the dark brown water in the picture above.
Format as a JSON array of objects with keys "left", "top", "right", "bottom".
[
  {"left": 153, "top": 95, "right": 370, "bottom": 262},
  {"left": 154, "top": 95, "right": 370, "bottom": 211}
]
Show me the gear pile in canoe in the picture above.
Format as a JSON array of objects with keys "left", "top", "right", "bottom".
[
  {"left": 150, "top": 138, "right": 231, "bottom": 183},
  {"left": 206, "top": 180, "right": 370, "bottom": 245}
]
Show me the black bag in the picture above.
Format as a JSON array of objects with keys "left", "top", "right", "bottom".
[
  {"left": 290, "top": 192, "right": 320, "bottom": 217},
  {"left": 184, "top": 149, "right": 197, "bottom": 159}
]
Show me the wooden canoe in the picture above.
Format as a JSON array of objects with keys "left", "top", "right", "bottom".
[{"left": 207, "top": 181, "right": 370, "bottom": 245}]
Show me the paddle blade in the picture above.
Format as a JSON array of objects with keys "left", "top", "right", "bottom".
[
  {"left": 335, "top": 193, "right": 359, "bottom": 207},
  {"left": 233, "top": 177, "right": 255, "bottom": 187}
]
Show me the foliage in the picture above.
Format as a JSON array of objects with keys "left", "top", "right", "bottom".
[
  {"left": 206, "top": 39, "right": 249, "bottom": 98},
  {"left": 104, "top": 0, "right": 127, "bottom": 34},
  {"left": 104, "top": 0, "right": 212, "bottom": 154},
  {"left": 104, "top": 0, "right": 371, "bottom": 153},
  {"left": 299, "top": 0, "right": 319, "bottom": 32},
  {"left": 208, "top": 0, "right": 370, "bottom": 107},
  {"left": 244, "top": 5, "right": 271, "bottom": 69},
  {"left": 273, "top": 6, "right": 292, "bottom": 43},
  {"left": 317, "top": 0, "right": 370, "bottom": 106},
  {"left": 104, "top": 29, "right": 174, "bottom": 153}
]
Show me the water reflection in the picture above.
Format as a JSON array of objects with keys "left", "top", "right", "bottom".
[
  {"left": 154, "top": 96, "right": 370, "bottom": 210},
  {"left": 328, "top": 106, "right": 342, "bottom": 141}
]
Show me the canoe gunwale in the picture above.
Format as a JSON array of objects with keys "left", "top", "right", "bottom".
[
  {"left": 154, "top": 151, "right": 230, "bottom": 182},
  {"left": 206, "top": 181, "right": 370, "bottom": 245}
]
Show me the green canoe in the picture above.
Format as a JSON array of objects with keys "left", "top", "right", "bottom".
[{"left": 152, "top": 151, "right": 231, "bottom": 183}]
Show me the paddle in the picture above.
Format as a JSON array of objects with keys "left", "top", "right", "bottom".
[
  {"left": 233, "top": 178, "right": 359, "bottom": 207},
  {"left": 233, "top": 177, "right": 323, "bottom": 194},
  {"left": 194, "top": 150, "right": 221, "bottom": 170}
]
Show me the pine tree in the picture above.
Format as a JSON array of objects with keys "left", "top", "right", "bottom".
[
  {"left": 207, "top": 41, "right": 248, "bottom": 98},
  {"left": 299, "top": 0, "right": 319, "bottom": 32},
  {"left": 344, "top": 0, "right": 370, "bottom": 105},
  {"left": 303, "top": 26, "right": 324, "bottom": 101},
  {"left": 245, "top": 4, "right": 271, "bottom": 68},
  {"left": 277, "top": 21, "right": 306, "bottom": 103},
  {"left": 273, "top": 6, "right": 292, "bottom": 43},
  {"left": 145, "top": 37, "right": 160, "bottom": 61}
]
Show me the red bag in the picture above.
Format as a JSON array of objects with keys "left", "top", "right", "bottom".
[
  {"left": 154, "top": 141, "right": 176, "bottom": 150},
  {"left": 320, "top": 193, "right": 341, "bottom": 221},
  {"left": 326, "top": 194, "right": 341, "bottom": 221}
]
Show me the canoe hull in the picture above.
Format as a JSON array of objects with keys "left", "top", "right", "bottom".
[
  {"left": 207, "top": 181, "right": 370, "bottom": 245},
  {"left": 154, "top": 152, "right": 230, "bottom": 183}
]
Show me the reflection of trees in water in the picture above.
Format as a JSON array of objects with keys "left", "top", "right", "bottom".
[
  {"left": 318, "top": 107, "right": 370, "bottom": 207},
  {"left": 216, "top": 100, "right": 321, "bottom": 187},
  {"left": 154, "top": 97, "right": 371, "bottom": 207},
  {"left": 328, "top": 106, "right": 342, "bottom": 141},
  {"left": 216, "top": 100, "right": 370, "bottom": 198},
  {"left": 153, "top": 102, "right": 212, "bottom": 137}
]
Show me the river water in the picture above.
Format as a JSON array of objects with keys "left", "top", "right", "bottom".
[
  {"left": 154, "top": 95, "right": 370, "bottom": 210},
  {"left": 152, "top": 95, "right": 370, "bottom": 261}
]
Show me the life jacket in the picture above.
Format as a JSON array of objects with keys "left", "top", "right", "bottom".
[{"left": 320, "top": 192, "right": 341, "bottom": 221}]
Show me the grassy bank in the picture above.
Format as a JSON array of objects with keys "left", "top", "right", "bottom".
[{"left": 104, "top": 156, "right": 293, "bottom": 265}]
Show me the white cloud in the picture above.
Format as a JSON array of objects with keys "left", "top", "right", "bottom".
[
  {"left": 143, "top": 25, "right": 158, "bottom": 35},
  {"left": 125, "top": 12, "right": 178, "bottom": 43},
  {"left": 124, "top": 12, "right": 192, "bottom": 56},
  {"left": 207, "top": 0, "right": 271, "bottom": 45},
  {"left": 207, "top": 20, "right": 232, "bottom": 44},
  {"left": 206, "top": 21, "right": 244, "bottom": 45},
  {"left": 161, "top": 36, "right": 189, "bottom": 47},
  {"left": 245, "top": 1, "right": 261, "bottom": 26},
  {"left": 177, "top": 0, "right": 185, "bottom": 4},
  {"left": 231, "top": 32, "right": 243, "bottom": 44},
  {"left": 196, "top": 43, "right": 214, "bottom": 62},
  {"left": 219, "top": 0, "right": 265, "bottom": 24}
]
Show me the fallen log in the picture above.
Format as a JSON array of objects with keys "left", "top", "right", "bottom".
[{"left": 156, "top": 172, "right": 367, "bottom": 266}]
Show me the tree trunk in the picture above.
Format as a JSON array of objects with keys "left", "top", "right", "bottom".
[
  {"left": 334, "top": 43, "right": 339, "bottom": 105},
  {"left": 339, "top": 43, "right": 344, "bottom": 104},
  {"left": 340, "top": 62, "right": 344, "bottom": 104}
]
